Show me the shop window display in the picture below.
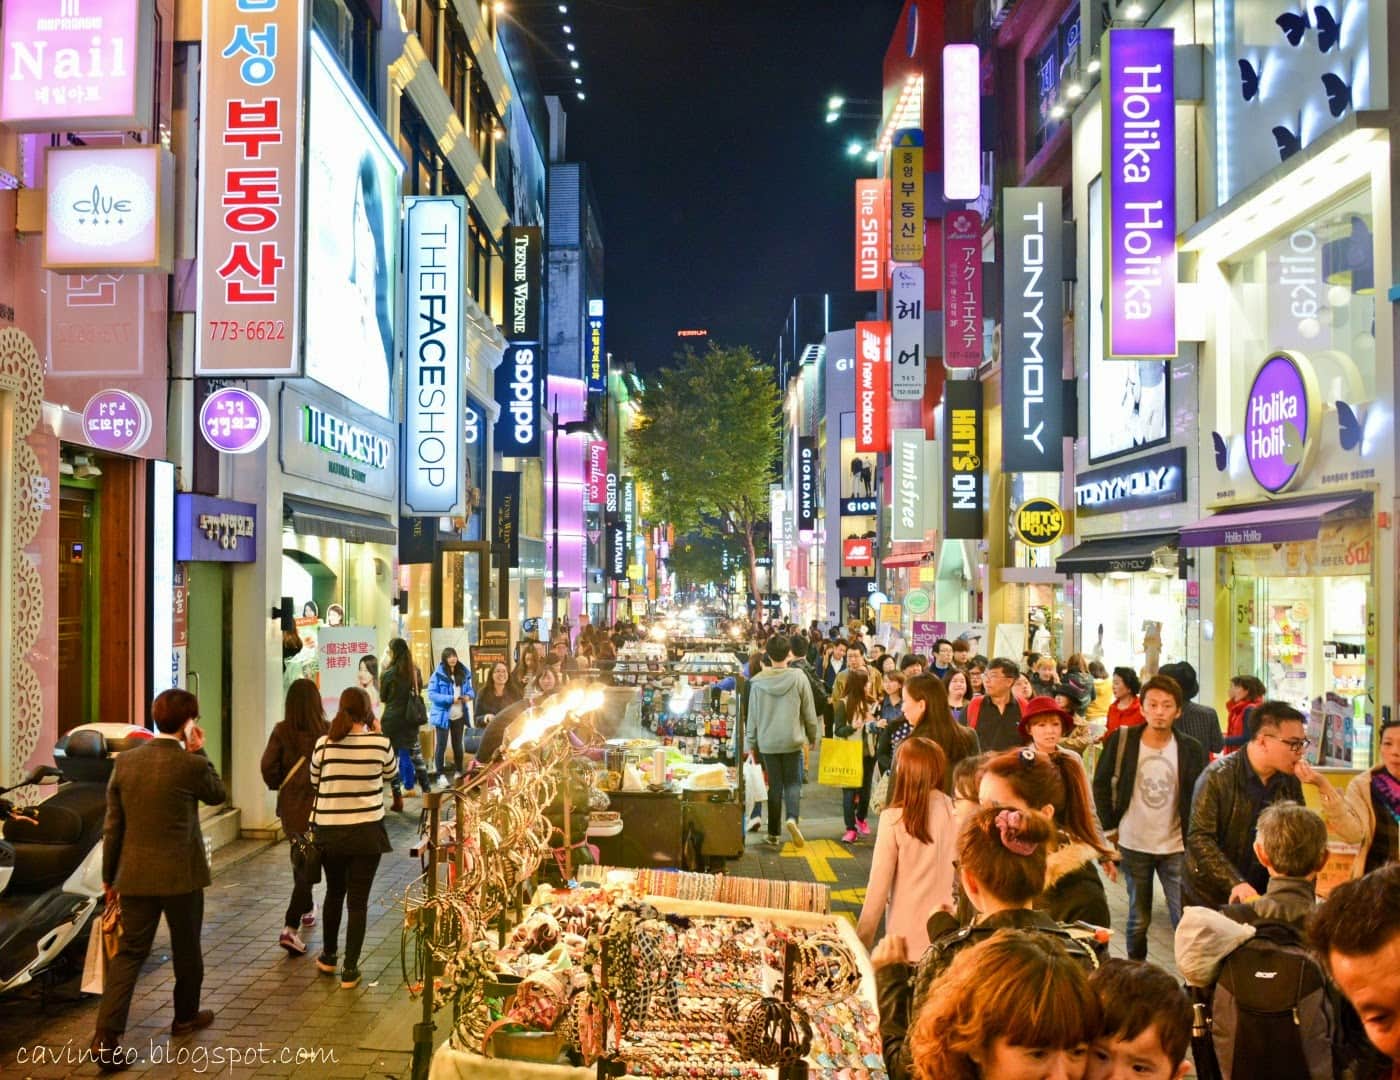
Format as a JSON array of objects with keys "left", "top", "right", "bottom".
[{"left": 1080, "top": 568, "right": 1193, "bottom": 676}]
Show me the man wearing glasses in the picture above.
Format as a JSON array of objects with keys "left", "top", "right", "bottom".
[{"left": 1185, "top": 700, "right": 1344, "bottom": 908}]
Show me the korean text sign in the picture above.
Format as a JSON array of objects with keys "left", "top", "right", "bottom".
[
  {"left": 196, "top": 0, "right": 306, "bottom": 376},
  {"left": 1103, "top": 28, "right": 1177, "bottom": 359},
  {"left": 890, "top": 266, "right": 924, "bottom": 402},
  {"left": 891, "top": 129, "right": 924, "bottom": 263}
]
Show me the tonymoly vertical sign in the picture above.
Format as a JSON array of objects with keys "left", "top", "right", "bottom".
[
  {"left": 1002, "top": 188, "right": 1063, "bottom": 472},
  {"left": 1103, "top": 27, "right": 1177, "bottom": 360}
]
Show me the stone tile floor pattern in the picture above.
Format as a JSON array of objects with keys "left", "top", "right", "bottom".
[{"left": 0, "top": 770, "right": 1173, "bottom": 1078}]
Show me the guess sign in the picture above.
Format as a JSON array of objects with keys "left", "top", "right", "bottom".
[{"left": 1245, "top": 351, "right": 1318, "bottom": 494}]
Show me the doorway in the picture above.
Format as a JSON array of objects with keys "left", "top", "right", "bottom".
[
  {"left": 185, "top": 562, "right": 233, "bottom": 780},
  {"left": 58, "top": 486, "right": 98, "bottom": 736}
]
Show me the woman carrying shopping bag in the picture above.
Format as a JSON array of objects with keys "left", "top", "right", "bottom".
[{"left": 834, "top": 669, "right": 880, "bottom": 843}]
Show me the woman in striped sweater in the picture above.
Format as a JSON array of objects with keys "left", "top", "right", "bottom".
[{"left": 309, "top": 687, "right": 398, "bottom": 989}]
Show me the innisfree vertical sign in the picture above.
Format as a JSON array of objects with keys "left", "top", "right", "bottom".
[
  {"left": 1244, "top": 351, "right": 1320, "bottom": 494},
  {"left": 1103, "top": 27, "right": 1177, "bottom": 360}
]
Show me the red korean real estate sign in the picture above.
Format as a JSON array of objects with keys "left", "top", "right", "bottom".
[
  {"left": 855, "top": 321, "right": 890, "bottom": 453},
  {"left": 943, "top": 209, "right": 983, "bottom": 370},
  {"left": 854, "top": 180, "right": 888, "bottom": 292}
]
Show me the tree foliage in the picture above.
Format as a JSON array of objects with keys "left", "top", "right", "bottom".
[{"left": 628, "top": 344, "right": 780, "bottom": 607}]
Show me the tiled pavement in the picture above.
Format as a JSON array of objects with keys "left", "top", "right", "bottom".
[{"left": 0, "top": 766, "right": 1175, "bottom": 1079}]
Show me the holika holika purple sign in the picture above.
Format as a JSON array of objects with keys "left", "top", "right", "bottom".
[
  {"left": 199, "top": 387, "right": 270, "bottom": 455},
  {"left": 1245, "top": 352, "right": 1317, "bottom": 494},
  {"left": 1104, "top": 28, "right": 1177, "bottom": 359}
]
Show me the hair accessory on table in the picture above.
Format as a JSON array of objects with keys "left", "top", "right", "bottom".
[{"left": 995, "top": 808, "right": 1037, "bottom": 856}]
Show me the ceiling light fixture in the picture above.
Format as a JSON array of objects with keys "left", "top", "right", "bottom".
[
  {"left": 574, "top": 77, "right": 582, "bottom": 85},
  {"left": 570, "top": 59, "right": 579, "bottom": 69},
  {"left": 562, "top": 24, "right": 571, "bottom": 33},
  {"left": 577, "top": 92, "right": 586, "bottom": 101},
  {"left": 846, "top": 140, "right": 863, "bottom": 156},
  {"left": 1123, "top": 1, "right": 1144, "bottom": 18},
  {"left": 864, "top": 149, "right": 880, "bottom": 162},
  {"left": 567, "top": 42, "right": 575, "bottom": 51},
  {"left": 828, "top": 95, "right": 845, "bottom": 111},
  {"left": 825, "top": 112, "right": 838, "bottom": 124}
]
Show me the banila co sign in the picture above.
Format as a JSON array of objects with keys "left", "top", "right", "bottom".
[
  {"left": 0, "top": 0, "right": 154, "bottom": 131},
  {"left": 1002, "top": 188, "right": 1064, "bottom": 473},
  {"left": 797, "top": 436, "right": 817, "bottom": 532},
  {"left": 43, "top": 145, "right": 173, "bottom": 273},
  {"left": 402, "top": 197, "right": 465, "bottom": 516},
  {"left": 1074, "top": 446, "right": 1187, "bottom": 516},
  {"left": 1103, "top": 27, "right": 1177, "bottom": 360},
  {"left": 1244, "top": 351, "right": 1320, "bottom": 494}
]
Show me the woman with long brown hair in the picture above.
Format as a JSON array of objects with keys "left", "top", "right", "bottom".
[
  {"left": 979, "top": 746, "right": 1114, "bottom": 926},
  {"left": 309, "top": 687, "right": 398, "bottom": 989},
  {"left": 856, "top": 737, "right": 956, "bottom": 953},
  {"left": 890, "top": 673, "right": 979, "bottom": 796},
  {"left": 260, "top": 678, "right": 330, "bottom": 955},
  {"left": 835, "top": 668, "right": 880, "bottom": 842}
]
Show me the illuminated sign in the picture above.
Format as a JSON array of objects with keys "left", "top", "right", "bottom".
[
  {"left": 855, "top": 321, "right": 890, "bottom": 454},
  {"left": 945, "top": 380, "right": 985, "bottom": 539},
  {"left": 174, "top": 494, "right": 258, "bottom": 562},
  {"left": 0, "top": 0, "right": 152, "bottom": 130},
  {"left": 797, "top": 436, "right": 817, "bottom": 531},
  {"left": 1014, "top": 497, "right": 1067, "bottom": 547},
  {"left": 1074, "top": 446, "right": 1187, "bottom": 516},
  {"left": 199, "top": 386, "right": 270, "bottom": 454},
  {"left": 587, "top": 298, "right": 605, "bottom": 394},
  {"left": 843, "top": 538, "right": 874, "bottom": 567},
  {"left": 1244, "top": 351, "right": 1319, "bottom": 494},
  {"left": 196, "top": 0, "right": 306, "bottom": 378},
  {"left": 943, "top": 209, "right": 983, "bottom": 370},
  {"left": 1002, "top": 188, "right": 1064, "bottom": 472},
  {"left": 1104, "top": 28, "right": 1177, "bottom": 359},
  {"left": 854, "top": 179, "right": 888, "bottom": 291},
  {"left": 891, "top": 129, "right": 924, "bottom": 263},
  {"left": 676, "top": 328, "right": 709, "bottom": 338},
  {"left": 280, "top": 387, "right": 395, "bottom": 501},
  {"left": 943, "top": 44, "right": 981, "bottom": 202},
  {"left": 82, "top": 388, "right": 151, "bottom": 454},
  {"left": 497, "top": 224, "right": 542, "bottom": 457},
  {"left": 587, "top": 441, "right": 608, "bottom": 504},
  {"left": 842, "top": 497, "right": 879, "bottom": 517},
  {"left": 507, "top": 226, "right": 542, "bottom": 341},
  {"left": 492, "top": 470, "right": 520, "bottom": 568},
  {"left": 891, "top": 266, "right": 924, "bottom": 401},
  {"left": 402, "top": 196, "right": 465, "bottom": 515},
  {"left": 148, "top": 460, "right": 175, "bottom": 694},
  {"left": 891, "top": 428, "right": 925, "bottom": 542},
  {"left": 44, "top": 145, "right": 172, "bottom": 272}
]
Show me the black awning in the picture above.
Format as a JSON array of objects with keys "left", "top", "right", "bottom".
[
  {"left": 284, "top": 497, "right": 398, "bottom": 546},
  {"left": 1055, "top": 531, "right": 1179, "bottom": 576}
]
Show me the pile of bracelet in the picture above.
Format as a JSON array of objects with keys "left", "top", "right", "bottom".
[
  {"left": 590, "top": 866, "right": 830, "bottom": 914},
  {"left": 803, "top": 996, "right": 888, "bottom": 1078}
]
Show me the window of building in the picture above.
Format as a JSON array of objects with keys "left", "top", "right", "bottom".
[
  {"left": 398, "top": 98, "right": 441, "bottom": 196},
  {"left": 444, "top": 22, "right": 471, "bottom": 118},
  {"left": 403, "top": 0, "right": 439, "bottom": 69},
  {"left": 312, "top": 0, "right": 378, "bottom": 110},
  {"left": 1023, "top": 2, "right": 1079, "bottom": 162}
]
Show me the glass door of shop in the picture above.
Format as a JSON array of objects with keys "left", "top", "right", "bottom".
[
  {"left": 403, "top": 543, "right": 491, "bottom": 674},
  {"left": 58, "top": 485, "right": 98, "bottom": 736}
]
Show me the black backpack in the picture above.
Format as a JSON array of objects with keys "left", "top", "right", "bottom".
[{"left": 1191, "top": 917, "right": 1338, "bottom": 1080}]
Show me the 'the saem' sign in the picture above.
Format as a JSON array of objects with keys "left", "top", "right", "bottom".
[
  {"left": 0, "top": 0, "right": 153, "bottom": 130},
  {"left": 943, "top": 209, "right": 983, "bottom": 370},
  {"left": 1002, "top": 188, "right": 1064, "bottom": 472},
  {"left": 891, "top": 267, "right": 925, "bottom": 401},
  {"left": 402, "top": 197, "right": 465, "bottom": 515},
  {"left": 797, "top": 436, "right": 817, "bottom": 531},
  {"left": 943, "top": 44, "right": 981, "bottom": 202},
  {"left": 854, "top": 180, "right": 888, "bottom": 291},
  {"left": 586, "top": 299, "right": 606, "bottom": 394},
  {"left": 1103, "top": 28, "right": 1177, "bottom": 360},
  {"left": 892, "top": 428, "right": 925, "bottom": 542},
  {"left": 44, "top": 145, "right": 173, "bottom": 272},
  {"left": 855, "top": 321, "right": 890, "bottom": 453},
  {"left": 891, "top": 129, "right": 925, "bottom": 263},
  {"left": 944, "top": 379, "right": 985, "bottom": 539},
  {"left": 1075, "top": 446, "right": 1187, "bottom": 516},
  {"left": 1244, "top": 351, "right": 1320, "bottom": 494}
]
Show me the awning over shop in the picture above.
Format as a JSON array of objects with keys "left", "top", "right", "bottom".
[
  {"left": 1178, "top": 493, "right": 1371, "bottom": 549},
  {"left": 884, "top": 544, "right": 938, "bottom": 568},
  {"left": 284, "top": 497, "right": 398, "bottom": 546},
  {"left": 1055, "top": 532, "right": 1179, "bottom": 576}
]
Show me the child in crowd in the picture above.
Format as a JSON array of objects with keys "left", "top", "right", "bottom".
[{"left": 1086, "top": 959, "right": 1192, "bottom": 1080}]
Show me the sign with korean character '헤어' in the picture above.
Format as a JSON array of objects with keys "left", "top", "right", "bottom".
[
  {"left": 891, "top": 129, "right": 924, "bottom": 263},
  {"left": 890, "top": 266, "right": 924, "bottom": 401},
  {"left": 196, "top": 0, "right": 306, "bottom": 377}
]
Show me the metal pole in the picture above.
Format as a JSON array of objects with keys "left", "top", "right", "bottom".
[{"left": 411, "top": 790, "right": 444, "bottom": 1080}]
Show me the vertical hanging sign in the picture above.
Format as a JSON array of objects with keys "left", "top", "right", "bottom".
[
  {"left": 402, "top": 196, "right": 465, "bottom": 516},
  {"left": 1001, "top": 188, "right": 1064, "bottom": 472},
  {"left": 854, "top": 180, "right": 888, "bottom": 291},
  {"left": 586, "top": 299, "right": 606, "bottom": 394},
  {"left": 1103, "top": 27, "right": 1177, "bottom": 360},
  {"left": 944, "top": 380, "right": 985, "bottom": 539},
  {"left": 855, "top": 321, "right": 891, "bottom": 454},
  {"left": 891, "top": 428, "right": 925, "bottom": 542},
  {"left": 497, "top": 225, "right": 543, "bottom": 456},
  {"left": 586, "top": 441, "right": 608, "bottom": 504},
  {"left": 943, "top": 209, "right": 983, "bottom": 370},
  {"left": 797, "top": 436, "right": 817, "bottom": 532},
  {"left": 197, "top": 0, "right": 307, "bottom": 376},
  {"left": 891, "top": 267, "right": 925, "bottom": 401},
  {"left": 891, "top": 129, "right": 925, "bottom": 263},
  {"left": 942, "top": 44, "right": 981, "bottom": 202}
]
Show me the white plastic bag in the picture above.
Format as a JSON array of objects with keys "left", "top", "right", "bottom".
[{"left": 743, "top": 758, "right": 768, "bottom": 806}]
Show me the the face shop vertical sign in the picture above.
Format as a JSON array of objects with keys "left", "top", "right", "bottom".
[
  {"left": 1001, "top": 188, "right": 1063, "bottom": 472},
  {"left": 496, "top": 226, "right": 542, "bottom": 456},
  {"left": 797, "top": 436, "right": 817, "bottom": 532},
  {"left": 402, "top": 197, "right": 464, "bottom": 515},
  {"left": 1104, "top": 28, "right": 1177, "bottom": 360},
  {"left": 944, "top": 379, "right": 985, "bottom": 539}
]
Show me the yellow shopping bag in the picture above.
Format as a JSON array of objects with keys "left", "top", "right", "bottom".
[{"left": 817, "top": 737, "right": 864, "bottom": 787}]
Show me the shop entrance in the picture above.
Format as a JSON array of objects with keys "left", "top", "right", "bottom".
[
  {"left": 402, "top": 543, "right": 491, "bottom": 675},
  {"left": 58, "top": 485, "right": 97, "bottom": 736},
  {"left": 185, "top": 562, "right": 233, "bottom": 779}
]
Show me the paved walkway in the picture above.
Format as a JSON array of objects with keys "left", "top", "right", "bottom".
[{"left": 0, "top": 762, "right": 1174, "bottom": 1078}]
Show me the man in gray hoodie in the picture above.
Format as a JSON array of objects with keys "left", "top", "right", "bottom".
[{"left": 746, "top": 635, "right": 819, "bottom": 848}]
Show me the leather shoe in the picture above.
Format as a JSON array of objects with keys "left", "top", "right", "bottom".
[
  {"left": 91, "top": 1037, "right": 130, "bottom": 1073},
  {"left": 171, "top": 1009, "right": 215, "bottom": 1037}
]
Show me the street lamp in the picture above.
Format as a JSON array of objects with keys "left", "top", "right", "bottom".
[{"left": 549, "top": 399, "right": 599, "bottom": 643}]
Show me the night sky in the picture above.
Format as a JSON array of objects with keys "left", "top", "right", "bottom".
[{"left": 558, "top": 0, "right": 905, "bottom": 371}]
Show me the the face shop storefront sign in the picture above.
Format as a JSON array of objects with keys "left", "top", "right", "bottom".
[{"left": 281, "top": 387, "right": 396, "bottom": 502}]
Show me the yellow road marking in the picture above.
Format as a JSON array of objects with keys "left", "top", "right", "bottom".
[{"left": 780, "top": 838, "right": 854, "bottom": 883}]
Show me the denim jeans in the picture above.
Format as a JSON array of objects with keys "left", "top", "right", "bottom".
[
  {"left": 761, "top": 751, "right": 803, "bottom": 838},
  {"left": 1119, "top": 847, "right": 1185, "bottom": 961},
  {"left": 842, "top": 755, "right": 877, "bottom": 829},
  {"left": 434, "top": 720, "right": 465, "bottom": 778}
]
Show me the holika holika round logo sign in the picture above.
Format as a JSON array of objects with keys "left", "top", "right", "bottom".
[
  {"left": 1244, "top": 351, "right": 1320, "bottom": 494},
  {"left": 1014, "top": 498, "right": 1066, "bottom": 547}
]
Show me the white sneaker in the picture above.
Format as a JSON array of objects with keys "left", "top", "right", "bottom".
[
  {"left": 785, "top": 818, "right": 805, "bottom": 847},
  {"left": 747, "top": 816, "right": 763, "bottom": 833}
]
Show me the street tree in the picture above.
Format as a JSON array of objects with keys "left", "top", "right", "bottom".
[{"left": 629, "top": 343, "right": 780, "bottom": 612}]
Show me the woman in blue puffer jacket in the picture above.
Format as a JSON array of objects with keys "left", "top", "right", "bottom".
[{"left": 427, "top": 648, "right": 474, "bottom": 786}]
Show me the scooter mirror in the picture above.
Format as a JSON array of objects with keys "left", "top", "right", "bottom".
[{"left": 32, "top": 766, "right": 63, "bottom": 784}]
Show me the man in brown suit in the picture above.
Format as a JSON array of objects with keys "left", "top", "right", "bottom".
[{"left": 92, "top": 689, "right": 227, "bottom": 1072}]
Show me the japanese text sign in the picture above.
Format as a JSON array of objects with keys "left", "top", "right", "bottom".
[
  {"left": 942, "top": 44, "right": 981, "bottom": 202},
  {"left": 943, "top": 209, "right": 983, "bottom": 370},
  {"left": 196, "top": 0, "right": 306, "bottom": 376}
]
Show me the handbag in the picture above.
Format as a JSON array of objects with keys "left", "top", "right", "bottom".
[
  {"left": 405, "top": 670, "right": 429, "bottom": 728},
  {"left": 289, "top": 747, "right": 324, "bottom": 882},
  {"left": 81, "top": 898, "right": 120, "bottom": 995},
  {"left": 817, "top": 736, "right": 865, "bottom": 787}
]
